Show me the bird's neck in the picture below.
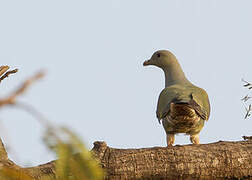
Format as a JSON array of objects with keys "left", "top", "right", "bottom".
[{"left": 163, "top": 64, "right": 191, "bottom": 87}]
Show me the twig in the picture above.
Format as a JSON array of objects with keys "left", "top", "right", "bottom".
[
  {"left": 0, "top": 70, "right": 45, "bottom": 107},
  {"left": 245, "top": 104, "right": 252, "bottom": 119},
  {"left": 0, "top": 69, "right": 18, "bottom": 83},
  {"left": 241, "top": 95, "right": 252, "bottom": 102},
  {"left": 10, "top": 70, "right": 45, "bottom": 99},
  {"left": 242, "top": 79, "right": 252, "bottom": 119},
  {"left": 0, "top": 66, "right": 10, "bottom": 77},
  {"left": 242, "top": 78, "right": 252, "bottom": 89},
  {"left": 0, "top": 66, "right": 18, "bottom": 84},
  {"left": 0, "top": 69, "right": 52, "bottom": 127}
]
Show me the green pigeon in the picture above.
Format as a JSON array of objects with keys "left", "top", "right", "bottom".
[{"left": 143, "top": 50, "right": 210, "bottom": 146}]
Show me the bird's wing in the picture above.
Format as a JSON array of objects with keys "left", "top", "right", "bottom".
[
  {"left": 156, "top": 85, "right": 210, "bottom": 123},
  {"left": 156, "top": 85, "right": 189, "bottom": 123},
  {"left": 190, "top": 87, "right": 210, "bottom": 121}
]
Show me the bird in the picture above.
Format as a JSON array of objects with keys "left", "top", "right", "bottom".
[{"left": 143, "top": 50, "right": 210, "bottom": 146}]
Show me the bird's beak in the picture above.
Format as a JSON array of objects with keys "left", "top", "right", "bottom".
[{"left": 143, "top": 59, "right": 152, "bottom": 66}]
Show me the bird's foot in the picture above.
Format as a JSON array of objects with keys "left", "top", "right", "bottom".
[
  {"left": 166, "top": 134, "right": 175, "bottom": 147},
  {"left": 190, "top": 134, "right": 200, "bottom": 145}
]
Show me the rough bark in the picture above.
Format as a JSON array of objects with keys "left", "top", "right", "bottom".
[{"left": 1, "top": 138, "right": 252, "bottom": 179}]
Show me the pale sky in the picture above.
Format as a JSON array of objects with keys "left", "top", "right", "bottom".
[{"left": 1, "top": 0, "right": 252, "bottom": 166}]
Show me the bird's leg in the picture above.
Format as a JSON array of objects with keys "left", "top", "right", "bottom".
[
  {"left": 166, "top": 134, "right": 175, "bottom": 147},
  {"left": 190, "top": 134, "right": 200, "bottom": 144}
]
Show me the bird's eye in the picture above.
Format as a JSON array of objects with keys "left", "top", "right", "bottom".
[{"left": 157, "top": 53, "right": 161, "bottom": 58}]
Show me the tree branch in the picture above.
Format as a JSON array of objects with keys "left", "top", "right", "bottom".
[{"left": 1, "top": 139, "right": 252, "bottom": 179}]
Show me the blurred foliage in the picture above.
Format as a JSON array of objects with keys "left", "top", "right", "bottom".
[
  {"left": 0, "top": 167, "right": 33, "bottom": 180},
  {"left": 0, "top": 127, "right": 104, "bottom": 180},
  {"left": 42, "top": 127, "right": 104, "bottom": 180}
]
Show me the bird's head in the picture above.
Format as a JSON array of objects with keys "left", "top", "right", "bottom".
[{"left": 143, "top": 50, "right": 178, "bottom": 69}]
